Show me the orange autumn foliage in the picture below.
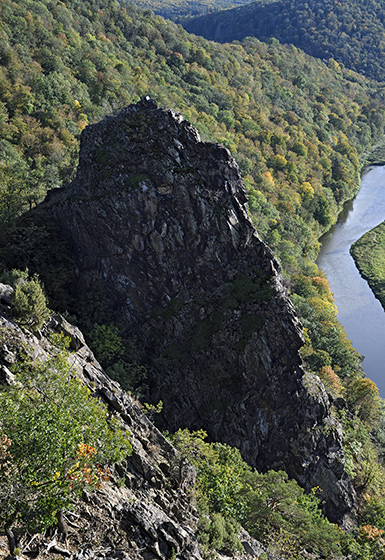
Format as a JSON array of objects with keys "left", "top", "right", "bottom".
[{"left": 319, "top": 366, "right": 343, "bottom": 396}]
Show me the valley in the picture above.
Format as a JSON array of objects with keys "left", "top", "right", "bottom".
[
  {"left": 318, "top": 165, "right": 385, "bottom": 396},
  {"left": 1, "top": 0, "right": 385, "bottom": 557}
]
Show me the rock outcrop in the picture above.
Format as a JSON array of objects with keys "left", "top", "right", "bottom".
[
  {"left": 0, "top": 290, "right": 280, "bottom": 560},
  {"left": 36, "top": 98, "right": 352, "bottom": 521},
  {"left": 0, "top": 308, "right": 198, "bottom": 559}
]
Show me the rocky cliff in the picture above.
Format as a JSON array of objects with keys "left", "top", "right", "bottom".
[
  {"left": 0, "top": 288, "right": 275, "bottom": 560},
  {"left": 32, "top": 98, "right": 353, "bottom": 521}
]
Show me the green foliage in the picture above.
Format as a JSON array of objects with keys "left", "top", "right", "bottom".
[
  {"left": 188, "top": 311, "right": 221, "bottom": 352},
  {"left": 184, "top": 0, "right": 385, "bottom": 82},
  {"left": 9, "top": 269, "right": 50, "bottom": 331},
  {"left": 86, "top": 322, "right": 148, "bottom": 396},
  {"left": 0, "top": 341, "right": 131, "bottom": 535},
  {"left": 225, "top": 271, "right": 274, "bottom": 304},
  {"left": 143, "top": 400, "right": 163, "bottom": 420},
  {"left": 351, "top": 222, "right": 385, "bottom": 310},
  {"left": 361, "top": 499, "right": 385, "bottom": 531},
  {"left": 345, "top": 378, "right": 382, "bottom": 428},
  {"left": 0, "top": 209, "right": 76, "bottom": 313},
  {"left": 132, "top": 0, "right": 252, "bottom": 22},
  {"left": 198, "top": 513, "right": 242, "bottom": 557},
  {"left": 170, "top": 429, "right": 342, "bottom": 558},
  {"left": 0, "top": 1, "right": 384, "bottom": 553},
  {"left": 292, "top": 273, "right": 363, "bottom": 380},
  {"left": 88, "top": 323, "right": 125, "bottom": 368},
  {"left": 338, "top": 411, "right": 385, "bottom": 493},
  {"left": 243, "top": 473, "right": 342, "bottom": 558},
  {"left": 0, "top": 0, "right": 383, "bottom": 281},
  {"left": 342, "top": 525, "right": 385, "bottom": 559},
  {"left": 314, "top": 195, "right": 332, "bottom": 227},
  {"left": 106, "top": 360, "right": 148, "bottom": 397}
]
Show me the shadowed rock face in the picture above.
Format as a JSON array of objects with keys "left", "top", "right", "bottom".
[{"left": 44, "top": 98, "right": 354, "bottom": 521}]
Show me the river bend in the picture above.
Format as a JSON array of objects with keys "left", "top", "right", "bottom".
[{"left": 317, "top": 166, "right": 385, "bottom": 397}]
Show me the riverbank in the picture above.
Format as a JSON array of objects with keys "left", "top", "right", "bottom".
[
  {"left": 351, "top": 222, "right": 385, "bottom": 311},
  {"left": 317, "top": 165, "right": 385, "bottom": 396},
  {"left": 362, "top": 136, "right": 385, "bottom": 167}
]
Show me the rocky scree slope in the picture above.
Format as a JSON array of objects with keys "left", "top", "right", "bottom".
[
  {"left": 40, "top": 98, "right": 353, "bottom": 522},
  {"left": 0, "top": 302, "right": 195, "bottom": 559},
  {"left": 0, "top": 288, "right": 279, "bottom": 560}
]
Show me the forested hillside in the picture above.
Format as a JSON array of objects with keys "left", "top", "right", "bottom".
[
  {"left": 184, "top": 0, "right": 385, "bottom": 82},
  {"left": 2, "top": 0, "right": 385, "bottom": 556},
  {"left": 2, "top": 0, "right": 384, "bottom": 389},
  {"left": 131, "top": 0, "right": 253, "bottom": 22},
  {"left": 0, "top": 0, "right": 383, "bottom": 276}
]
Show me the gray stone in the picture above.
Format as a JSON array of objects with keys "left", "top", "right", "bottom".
[
  {"left": 0, "top": 283, "right": 13, "bottom": 307},
  {"left": 39, "top": 100, "right": 353, "bottom": 521}
]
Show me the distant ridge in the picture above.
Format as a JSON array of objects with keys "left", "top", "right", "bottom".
[
  {"left": 131, "top": 0, "right": 253, "bottom": 22},
  {"left": 184, "top": 0, "right": 385, "bottom": 82}
]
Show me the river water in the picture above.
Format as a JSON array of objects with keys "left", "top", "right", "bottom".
[{"left": 317, "top": 166, "right": 385, "bottom": 396}]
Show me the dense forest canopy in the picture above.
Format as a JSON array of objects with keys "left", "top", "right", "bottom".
[
  {"left": 0, "top": 0, "right": 382, "bottom": 277},
  {"left": 130, "top": 0, "right": 253, "bottom": 22},
  {"left": 184, "top": 0, "right": 385, "bottom": 82},
  {"left": 2, "top": 0, "right": 385, "bottom": 556}
]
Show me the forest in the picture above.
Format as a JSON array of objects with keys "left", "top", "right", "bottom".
[
  {"left": 184, "top": 0, "right": 385, "bottom": 82},
  {"left": 130, "top": 0, "right": 252, "bottom": 22},
  {"left": 1, "top": 0, "right": 385, "bottom": 556}
]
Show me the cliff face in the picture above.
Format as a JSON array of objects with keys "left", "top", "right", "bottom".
[
  {"left": 0, "top": 289, "right": 277, "bottom": 560},
  {"left": 42, "top": 98, "right": 353, "bottom": 521}
]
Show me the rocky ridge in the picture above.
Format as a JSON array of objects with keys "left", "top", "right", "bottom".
[
  {"left": 0, "top": 286, "right": 278, "bottom": 560},
  {"left": 34, "top": 98, "right": 353, "bottom": 521}
]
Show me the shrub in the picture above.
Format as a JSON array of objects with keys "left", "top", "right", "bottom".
[
  {"left": 0, "top": 342, "right": 131, "bottom": 550},
  {"left": 11, "top": 270, "right": 50, "bottom": 331}
]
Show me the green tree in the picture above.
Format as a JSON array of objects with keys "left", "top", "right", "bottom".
[
  {"left": 88, "top": 323, "right": 125, "bottom": 368},
  {"left": 171, "top": 430, "right": 342, "bottom": 558},
  {"left": 314, "top": 194, "right": 332, "bottom": 227},
  {"left": 243, "top": 471, "right": 342, "bottom": 558},
  {"left": 11, "top": 270, "right": 50, "bottom": 331},
  {"left": 0, "top": 343, "right": 131, "bottom": 552},
  {"left": 346, "top": 378, "right": 382, "bottom": 427}
]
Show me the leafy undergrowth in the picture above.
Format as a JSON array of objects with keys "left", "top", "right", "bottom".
[{"left": 0, "top": 331, "right": 131, "bottom": 553}]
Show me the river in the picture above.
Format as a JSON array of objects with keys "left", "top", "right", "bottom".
[{"left": 317, "top": 166, "right": 385, "bottom": 397}]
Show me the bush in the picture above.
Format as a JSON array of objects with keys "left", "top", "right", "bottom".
[
  {"left": 0, "top": 341, "right": 131, "bottom": 549},
  {"left": 11, "top": 270, "right": 50, "bottom": 331}
]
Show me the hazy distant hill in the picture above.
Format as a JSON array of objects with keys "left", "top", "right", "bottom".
[
  {"left": 131, "top": 0, "right": 253, "bottom": 21},
  {"left": 184, "top": 0, "right": 385, "bottom": 82}
]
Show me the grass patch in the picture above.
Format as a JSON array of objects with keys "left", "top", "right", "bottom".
[{"left": 351, "top": 221, "right": 385, "bottom": 309}]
